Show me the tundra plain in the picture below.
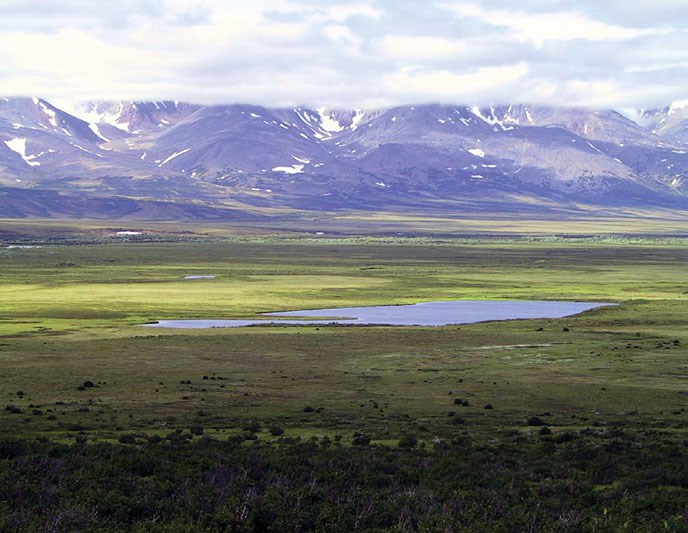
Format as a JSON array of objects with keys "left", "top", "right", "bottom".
[{"left": 0, "top": 222, "right": 687, "bottom": 530}]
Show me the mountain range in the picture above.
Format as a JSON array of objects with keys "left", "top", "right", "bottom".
[{"left": 1, "top": 96, "right": 687, "bottom": 220}]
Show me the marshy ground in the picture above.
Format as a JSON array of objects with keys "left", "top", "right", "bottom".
[{"left": 0, "top": 226, "right": 686, "bottom": 530}]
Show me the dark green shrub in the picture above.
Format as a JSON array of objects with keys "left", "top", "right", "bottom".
[
  {"left": 118, "top": 434, "right": 137, "bottom": 444},
  {"left": 269, "top": 426, "right": 284, "bottom": 436},
  {"left": 527, "top": 416, "right": 546, "bottom": 426},
  {"left": 351, "top": 433, "right": 371, "bottom": 446},
  {"left": 242, "top": 420, "right": 261, "bottom": 433},
  {"left": 398, "top": 434, "right": 418, "bottom": 448},
  {"left": 0, "top": 439, "right": 28, "bottom": 459}
]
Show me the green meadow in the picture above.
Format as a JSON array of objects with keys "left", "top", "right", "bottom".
[
  {"left": 1, "top": 226, "right": 687, "bottom": 530},
  {"left": 0, "top": 235, "right": 686, "bottom": 439}
]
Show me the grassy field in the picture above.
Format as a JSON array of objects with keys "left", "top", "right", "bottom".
[
  {"left": 0, "top": 234, "right": 686, "bottom": 442},
  {"left": 1, "top": 224, "right": 687, "bottom": 530}
]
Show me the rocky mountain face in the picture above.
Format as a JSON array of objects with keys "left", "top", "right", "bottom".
[
  {"left": 628, "top": 101, "right": 688, "bottom": 146},
  {"left": 1, "top": 96, "right": 687, "bottom": 220}
]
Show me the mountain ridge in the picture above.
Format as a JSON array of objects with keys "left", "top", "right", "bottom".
[{"left": 1, "top": 96, "right": 687, "bottom": 220}]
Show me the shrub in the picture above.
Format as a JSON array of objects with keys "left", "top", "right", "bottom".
[
  {"left": 527, "top": 416, "right": 546, "bottom": 427},
  {"left": 351, "top": 432, "right": 371, "bottom": 446},
  {"left": 0, "top": 439, "right": 28, "bottom": 459},
  {"left": 398, "top": 434, "right": 418, "bottom": 448},
  {"left": 118, "top": 434, "right": 137, "bottom": 444},
  {"left": 303, "top": 405, "right": 315, "bottom": 413},
  {"left": 484, "top": 404, "right": 493, "bottom": 410},
  {"left": 242, "top": 420, "right": 261, "bottom": 433},
  {"left": 189, "top": 425, "right": 204, "bottom": 436},
  {"left": 554, "top": 432, "right": 576, "bottom": 444},
  {"left": 269, "top": 425, "right": 284, "bottom": 436}
]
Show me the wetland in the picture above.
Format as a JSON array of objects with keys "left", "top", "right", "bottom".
[{"left": 0, "top": 227, "right": 686, "bottom": 531}]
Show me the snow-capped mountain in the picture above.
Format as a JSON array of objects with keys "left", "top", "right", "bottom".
[
  {"left": 0, "top": 97, "right": 687, "bottom": 219},
  {"left": 628, "top": 101, "right": 688, "bottom": 146},
  {"left": 56, "top": 100, "right": 200, "bottom": 138}
]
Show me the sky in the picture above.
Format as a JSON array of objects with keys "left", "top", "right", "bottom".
[{"left": 0, "top": 0, "right": 686, "bottom": 108}]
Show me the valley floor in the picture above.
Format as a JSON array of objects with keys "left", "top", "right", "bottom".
[{"left": 0, "top": 224, "right": 686, "bottom": 530}]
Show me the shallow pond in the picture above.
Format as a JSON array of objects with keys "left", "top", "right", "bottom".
[{"left": 145, "top": 300, "right": 612, "bottom": 329}]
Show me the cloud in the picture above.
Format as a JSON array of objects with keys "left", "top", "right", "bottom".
[
  {"left": 439, "top": 2, "right": 667, "bottom": 46},
  {"left": 385, "top": 63, "right": 529, "bottom": 101},
  {"left": 0, "top": 0, "right": 686, "bottom": 108},
  {"left": 380, "top": 35, "right": 467, "bottom": 60}
]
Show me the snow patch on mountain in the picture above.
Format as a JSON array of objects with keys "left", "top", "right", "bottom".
[
  {"left": 57, "top": 101, "right": 130, "bottom": 133},
  {"left": 159, "top": 148, "right": 190, "bottom": 167},
  {"left": 316, "top": 107, "right": 344, "bottom": 134},
  {"left": 4, "top": 138, "right": 41, "bottom": 166},
  {"left": 467, "top": 148, "right": 485, "bottom": 158},
  {"left": 38, "top": 101, "right": 58, "bottom": 128},
  {"left": 70, "top": 143, "right": 103, "bottom": 158},
  {"left": 350, "top": 110, "right": 365, "bottom": 131},
  {"left": 272, "top": 164, "right": 304, "bottom": 174},
  {"left": 88, "top": 124, "right": 110, "bottom": 142}
]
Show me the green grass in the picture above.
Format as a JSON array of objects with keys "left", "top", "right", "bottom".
[
  {"left": 1, "top": 225, "right": 687, "bottom": 530},
  {"left": 0, "top": 236, "right": 686, "bottom": 443}
]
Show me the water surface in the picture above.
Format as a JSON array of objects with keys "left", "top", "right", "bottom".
[{"left": 145, "top": 300, "right": 612, "bottom": 329}]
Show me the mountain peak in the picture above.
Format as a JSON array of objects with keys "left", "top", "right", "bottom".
[{"left": 1, "top": 96, "right": 687, "bottom": 219}]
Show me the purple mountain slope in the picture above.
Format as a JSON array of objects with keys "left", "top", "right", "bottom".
[{"left": 0, "top": 97, "right": 687, "bottom": 219}]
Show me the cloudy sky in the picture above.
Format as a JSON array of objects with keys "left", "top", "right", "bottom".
[{"left": 0, "top": 0, "right": 686, "bottom": 108}]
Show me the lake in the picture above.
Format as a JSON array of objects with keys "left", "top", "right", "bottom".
[{"left": 145, "top": 300, "right": 612, "bottom": 329}]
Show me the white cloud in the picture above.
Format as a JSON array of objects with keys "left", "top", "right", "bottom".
[
  {"left": 323, "top": 24, "right": 363, "bottom": 49},
  {"left": 0, "top": 1, "right": 686, "bottom": 108},
  {"left": 320, "top": 3, "right": 383, "bottom": 22},
  {"left": 440, "top": 2, "right": 667, "bottom": 46},
  {"left": 380, "top": 35, "right": 467, "bottom": 60},
  {"left": 385, "top": 63, "right": 529, "bottom": 101}
]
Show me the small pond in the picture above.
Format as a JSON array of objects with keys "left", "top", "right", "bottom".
[{"left": 145, "top": 300, "right": 613, "bottom": 329}]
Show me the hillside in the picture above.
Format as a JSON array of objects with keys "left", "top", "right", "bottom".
[{"left": 1, "top": 97, "right": 687, "bottom": 220}]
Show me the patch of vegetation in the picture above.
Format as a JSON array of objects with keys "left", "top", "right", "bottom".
[
  {"left": 0, "top": 432, "right": 686, "bottom": 531},
  {"left": 0, "top": 228, "right": 687, "bottom": 528}
]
